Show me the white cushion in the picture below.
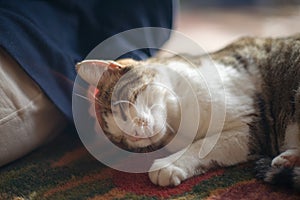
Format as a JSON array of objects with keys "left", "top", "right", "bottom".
[{"left": 0, "top": 48, "right": 67, "bottom": 166}]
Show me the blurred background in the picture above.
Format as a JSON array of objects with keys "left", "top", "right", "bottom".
[{"left": 163, "top": 0, "right": 300, "bottom": 54}]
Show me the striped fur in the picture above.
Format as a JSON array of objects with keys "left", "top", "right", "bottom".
[
  {"left": 77, "top": 34, "right": 300, "bottom": 188},
  {"left": 213, "top": 34, "right": 300, "bottom": 189}
]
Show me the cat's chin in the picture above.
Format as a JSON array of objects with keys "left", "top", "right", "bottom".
[
  {"left": 125, "top": 136, "right": 159, "bottom": 148},
  {"left": 124, "top": 130, "right": 172, "bottom": 152}
]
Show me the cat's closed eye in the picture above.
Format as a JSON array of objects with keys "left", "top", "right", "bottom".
[{"left": 118, "top": 104, "right": 127, "bottom": 121}]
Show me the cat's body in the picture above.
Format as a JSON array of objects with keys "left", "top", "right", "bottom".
[{"left": 76, "top": 34, "right": 300, "bottom": 189}]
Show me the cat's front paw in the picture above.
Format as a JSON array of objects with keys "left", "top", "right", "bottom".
[
  {"left": 148, "top": 159, "right": 188, "bottom": 187},
  {"left": 272, "top": 149, "right": 300, "bottom": 167}
]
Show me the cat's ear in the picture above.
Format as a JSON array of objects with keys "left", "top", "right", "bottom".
[
  {"left": 76, "top": 60, "right": 125, "bottom": 86},
  {"left": 115, "top": 58, "right": 138, "bottom": 66}
]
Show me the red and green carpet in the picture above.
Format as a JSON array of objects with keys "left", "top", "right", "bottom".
[{"left": 1, "top": 128, "right": 299, "bottom": 200}]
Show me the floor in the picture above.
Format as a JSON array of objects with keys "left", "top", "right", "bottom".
[{"left": 162, "top": 4, "right": 300, "bottom": 54}]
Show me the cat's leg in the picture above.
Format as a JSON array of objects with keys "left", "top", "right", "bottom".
[
  {"left": 272, "top": 88, "right": 300, "bottom": 168},
  {"left": 272, "top": 149, "right": 300, "bottom": 167},
  {"left": 272, "top": 122, "right": 300, "bottom": 168},
  {"left": 149, "top": 130, "right": 250, "bottom": 186},
  {"left": 257, "top": 90, "right": 300, "bottom": 188}
]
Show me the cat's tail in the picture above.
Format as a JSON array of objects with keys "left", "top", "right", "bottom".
[{"left": 255, "top": 158, "right": 300, "bottom": 190}]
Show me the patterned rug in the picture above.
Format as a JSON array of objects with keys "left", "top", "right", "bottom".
[{"left": 1, "top": 127, "right": 299, "bottom": 200}]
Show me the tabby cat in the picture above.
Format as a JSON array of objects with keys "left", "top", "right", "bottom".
[{"left": 76, "top": 34, "right": 300, "bottom": 189}]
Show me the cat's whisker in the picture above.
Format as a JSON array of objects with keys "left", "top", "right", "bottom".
[
  {"left": 91, "top": 100, "right": 103, "bottom": 108},
  {"left": 75, "top": 89, "right": 104, "bottom": 106},
  {"left": 113, "top": 100, "right": 139, "bottom": 115},
  {"left": 93, "top": 97, "right": 103, "bottom": 105},
  {"left": 86, "top": 89, "right": 96, "bottom": 97},
  {"left": 91, "top": 94, "right": 105, "bottom": 105},
  {"left": 165, "top": 121, "right": 175, "bottom": 134},
  {"left": 86, "top": 88, "right": 99, "bottom": 99},
  {"left": 74, "top": 93, "right": 93, "bottom": 102},
  {"left": 146, "top": 89, "right": 149, "bottom": 107},
  {"left": 85, "top": 89, "right": 105, "bottom": 105},
  {"left": 150, "top": 103, "right": 164, "bottom": 112},
  {"left": 144, "top": 126, "right": 153, "bottom": 137}
]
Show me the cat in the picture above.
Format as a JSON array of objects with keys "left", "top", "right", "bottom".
[{"left": 76, "top": 34, "right": 300, "bottom": 189}]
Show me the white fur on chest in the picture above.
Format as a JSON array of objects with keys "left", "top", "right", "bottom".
[{"left": 163, "top": 57, "right": 256, "bottom": 140}]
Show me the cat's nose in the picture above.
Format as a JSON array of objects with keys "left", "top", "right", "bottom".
[{"left": 133, "top": 117, "right": 149, "bottom": 127}]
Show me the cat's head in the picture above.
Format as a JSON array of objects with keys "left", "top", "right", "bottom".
[{"left": 76, "top": 59, "right": 180, "bottom": 152}]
